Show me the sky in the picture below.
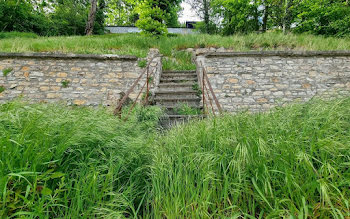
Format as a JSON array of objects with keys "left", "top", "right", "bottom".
[{"left": 178, "top": 2, "right": 201, "bottom": 23}]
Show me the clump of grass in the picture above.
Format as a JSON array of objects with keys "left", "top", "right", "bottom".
[
  {"left": 162, "top": 51, "right": 196, "bottom": 70},
  {"left": 150, "top": 97, "right": 350, "bottom": 218},
  {"left": 0, "top": 31, "right": 38, "bottom": 39},
  {"left": 174, "top": 103, "right": 202, "bottom": 115},
  {"left": 192, "top": 83, "right": 202, "bottom": 97},
  {"left": 138, "top": 60, "right": 147, "bottom": 68},
  {"left": 0, "top": 101, "right": 162, "bottom": 218},
  {"left": 0, "top": 86, "right": 4, "bottom": 93},
  {"left": 2, "top": 68, "right": 13, "bottom": 77},
  {"left": 61, "top": 80, "right": 70, "bottom": 88}
]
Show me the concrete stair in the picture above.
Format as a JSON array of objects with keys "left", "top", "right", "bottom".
[{"left": 155, "top": 70, "right": 204, "bottom": 127}]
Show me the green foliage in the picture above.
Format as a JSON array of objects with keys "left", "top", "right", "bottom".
[
  {"left": 0, "top": 0, "right": 105, "bottom": 36},
  {"left": 194, "top": 21, "right": 219, "bottom": 34},
  {"left": 295, "top": 0, "right": 350, "bottom": 37},
  {"left": 1, "top": 32, "right": 350, "bottom": 69},
  {"left": 212, "top": 0, "right": 260, "bottom": 35},
  {"left": 192, "top": 83, "right": 202, "bottom": 97},
  {"left": 0, "top": 101, "right": 162, "bottom": 218},
  {"left": 162, "top": 51, "right": 196, "bottom": 70},
  {"left": 0, "top": 0, "right": 49, "bottom": 35},
  {"left": 136, "top": 2, "right": 168, "bottom": 36},
  {"left": 138, "top": 59, "right": 147, "bottom": 68},
  {"left": 1, "top": 98, "right": 350, "bottom": 217},
  {"left": 174, "top": 103, "right": 202, "bottom": 115},
  {"left": 209, "top": 0, "right": 350, "bottom": 36},
  {"left": 2, "top": 68, "right": 13, "bottom": 77},
  {"left": 61, "top": 80, "right": 70, "bottom": 88},
  {"left": 106, "top": 0, "right": 139, "bottom": 26},
  {"left": 0, "top": 32, "right": 38, "bottom": 39},
  {"left": 151, "top": 97, "right": 350, "bottom": 217},
  {"left": 0, "top": 86, "right": 4, "bottom": 93}
]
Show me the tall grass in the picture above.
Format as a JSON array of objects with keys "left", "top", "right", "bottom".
[
  {"left": 150, "top": 97, "right": 350, "bottom": 218},
  {"left": 1, "top": 97, "right": 350, "bottom": 218},
  {"left": 0, "top": 101, "right": 162, "bottom": 218},
  {"left": 1, "top": 32, "right": 350, "bottom": 58}
]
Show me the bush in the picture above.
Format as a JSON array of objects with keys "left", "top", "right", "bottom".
[
  {"left": 0, "top": 0, "right": 106, "bottom": 36},
  {"left": 135, "top": 2, "right": 168, "bottom": 36}
]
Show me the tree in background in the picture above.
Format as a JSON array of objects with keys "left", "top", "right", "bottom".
[
  {"left": 85, "top": 0, "right": 98, "bottom": 35},
  {"left": 135, "top": 1, "right": 168, "bottom": 35},
  {"left": 135, "top": 0, "right": 182, "bottom": 35},
  {"left": 294, "top": 0, "right": 350, "bottom": 37},
  {"left": 105, "top": 0, "right": 140, "bottom": 26},
  {"left": 0, "top": 0, "right": 49, "bottom": 34},
  {"left": 212, "top": 0, "right": 260, "bottom": 35},
  {"left": 186, "top": 0, "right": 219, "bottom": 34},
  {"left": 0, "top": 0, "right": 105, "bottom": 36}
]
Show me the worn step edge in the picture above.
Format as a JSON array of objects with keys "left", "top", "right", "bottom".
[
  {"left": 160, "top": 78, "right": 197, "bottom": 82},
  {"left": 155, "top": 97, "right": 200, "bottom": 101},
  {"left": 159, "top": 82, "right": 194, "bottom": 86},
  {"left": 163, "top": 70, "right": 196, "bottom": 73},
  {"left": 155, "top": 90, "right": 198, "bottom": 94},
  {"left": 161, "top": 73, "right": 197, "bottom": 77}
]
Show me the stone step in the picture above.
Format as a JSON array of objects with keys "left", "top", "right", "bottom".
[
  {"left": 155, "top": 99, "right": 201, "bottom": 108},
  {"left": 158, "top": 82, "right": 194, "bottom": 87},
  {"left": 155, "top": 90, "right": 199, "bottom": 99},
  {"left": 161, "top": 75, "right": 197, "bottom": 81},
  {"left": 154, "top": 96, "right": 201, "bottom": 102},
  {"left": 162, "top": 70, "right": 196, "bottom": 74},
  {"left": 160, "top": 77, "right": 197, "bottom": 83},
  {"left": 158, "top": 87, "right": 195, "bottom": 92},
  {"left": 161, "top": 73, "right": 197, "bottom": 78}
]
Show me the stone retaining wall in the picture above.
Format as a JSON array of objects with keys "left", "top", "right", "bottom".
[
  {"left": 0, "top": 49, "right": 162, "bottom": 106},
  {"left": 197, "top": 51, "right": 350, "bottom": 112}
]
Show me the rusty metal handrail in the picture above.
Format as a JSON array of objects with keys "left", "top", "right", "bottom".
[
  {"left": 200, "top": 61, "right": 223, "bottom": 115},
  {"left": 113, "top": 58, "right": 155, "bottom": 116}
]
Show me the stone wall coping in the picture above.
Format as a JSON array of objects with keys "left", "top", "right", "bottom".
[
  {"left": 205, "top": 50, "right": 350, "bottom": 58},
  {"left": 0, "top": 52, "right": 138, "bottom": 61}
]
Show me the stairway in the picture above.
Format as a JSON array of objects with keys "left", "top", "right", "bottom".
[{"left": 155, "top": 70, "right": 203, "bottom": 127}]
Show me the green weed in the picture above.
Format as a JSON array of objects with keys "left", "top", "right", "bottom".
[
  {"left": 138, "top": 60, "right": 147, "bottom": 68},
  {"left": 0, "top": 86, "right": 4, "bottom": 93},
  {"left": 174, "top": 103, "right": 202, "bottom": 115},
  {"left": 2, "top": 68, "right": 13, "bottom": 77},
  {"left": 61, "top": 80, "right": 70, "bottom": 88}
]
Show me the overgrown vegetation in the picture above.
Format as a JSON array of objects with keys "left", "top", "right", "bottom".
[
  {"left": 1, "top": 32, "right": 350, "bottom": 58},
  {"left": 0, "top": 101, "right": 162, "bottom": 218},
  {"left": 0, "top": 0, "right": 105, "bottom": 36},
  {"left": 162, "top": 51, "right": 196, "bottom": 70},
  {"left": 152, "top": 97, "right": 350, "bottom": 217},
  {"left": 174, "top": 103, "right": 202, "bottom": 115},
  {"left": 1, "top": 97, "right": 349, "bottom": 217},
  {"left": 0, "top": 86, "right": 4, "bottom": 93}
]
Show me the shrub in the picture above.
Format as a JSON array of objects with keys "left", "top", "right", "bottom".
[{"left": 135, "top": 2, "right": 168, "bottom": 36}]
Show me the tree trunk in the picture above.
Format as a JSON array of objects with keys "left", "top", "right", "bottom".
[
  {"left": 203, "top": 0, "right": 210, "bottom": 33},
  {"left": 85, "top": 0, "right": 98, "bottom": 35},
  {"left": 262, "top": 4, "right": 269, "bottom": 32}
]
